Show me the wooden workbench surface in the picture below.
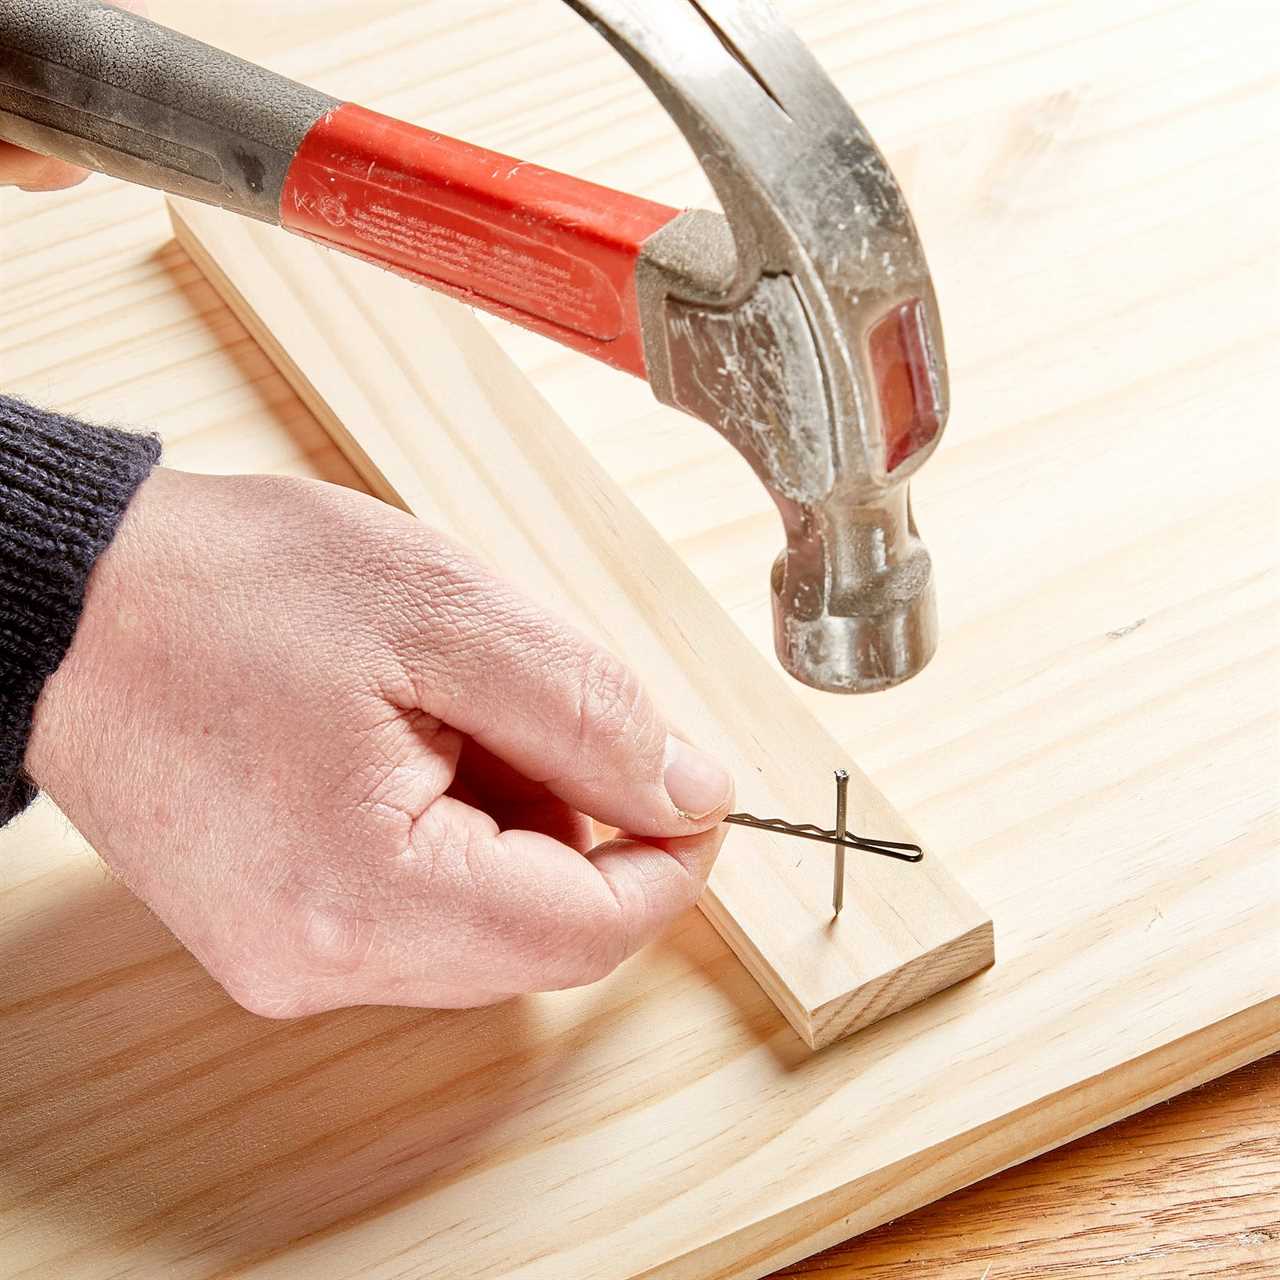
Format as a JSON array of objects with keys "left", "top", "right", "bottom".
[
  {"left": 778, "top": 1054, "right": 1279, "bottom": 1277},
  {"left": 1, "top": 1, "right": 1276, "bottom": 1276}
]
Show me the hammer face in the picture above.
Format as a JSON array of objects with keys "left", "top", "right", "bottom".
[{"left": 770, "top": 485, "right": 938, "bottom": 693}]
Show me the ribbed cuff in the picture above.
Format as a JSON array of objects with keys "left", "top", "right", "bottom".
[{"left": 0, "top": 394, "right": 161, "bottom": 825}]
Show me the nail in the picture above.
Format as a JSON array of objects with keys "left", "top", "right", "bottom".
[{"left": 663, "top": 736, "right": 732, "bottom": 821}]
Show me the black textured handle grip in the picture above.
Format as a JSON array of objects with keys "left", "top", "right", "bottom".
[{"left": 0, "top": 0, "right": 337, "bottom": 220}]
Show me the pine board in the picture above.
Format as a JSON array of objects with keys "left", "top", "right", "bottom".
[
  {"left": 778, "top": 1053, "right": 1280, "bottom": 1277},
  {"left": 1, "top": 1, "right": 1278, "bottom": 1277}
]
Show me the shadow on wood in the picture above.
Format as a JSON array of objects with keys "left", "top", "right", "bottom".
[{"left": 0, "top": 857, "right": 568, "bottom": 1271}]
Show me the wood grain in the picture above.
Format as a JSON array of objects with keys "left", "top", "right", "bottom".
[
  {"left": 774, "top": 1054, "right": 1280, "bottom": 1278},
  {"left": 1, "top": 0, "right": 1277, "bottom": 1276}
]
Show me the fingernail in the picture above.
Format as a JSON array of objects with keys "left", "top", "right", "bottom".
[{"left": 663, "top": 736, "right": 732, "bottom": 820}]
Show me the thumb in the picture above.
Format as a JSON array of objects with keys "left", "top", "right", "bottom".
[{"left": 398, "top": 566, "right": 734, "bottom": 838}]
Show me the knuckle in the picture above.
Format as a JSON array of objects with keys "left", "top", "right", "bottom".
[
  {"left": 293, "top": 896, "right": 376, "bottom": 978},
  {"left": 367, "top": 532, "right": 520, "bottom": 706},
  {"left": 211, "top": 879, "right": 375, "bottom": 1018},
  {"left": 571, "top": 646, "right": 650, "bottom": 757}
]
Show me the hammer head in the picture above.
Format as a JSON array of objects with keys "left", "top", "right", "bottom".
[
  {"left": 577, "top": 0, "right": 948, "bottom": 693},
  {"left": 632, "top": 144, "right": 947, "bottom": 696}
]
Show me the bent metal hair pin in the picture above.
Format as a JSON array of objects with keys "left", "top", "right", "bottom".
[{"left": 724, "top": 769, "right": 924, "bottom": 915}]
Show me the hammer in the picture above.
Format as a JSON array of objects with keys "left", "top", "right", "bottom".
[{"left": 0, "top": 0, "right": 949, "bottom": 694}]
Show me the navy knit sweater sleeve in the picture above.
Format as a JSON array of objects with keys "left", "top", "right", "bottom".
[{"left": 0, "top": 394, "right": 161, "bottom": 826}]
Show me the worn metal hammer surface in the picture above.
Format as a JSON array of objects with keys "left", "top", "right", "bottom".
[{"left": 0, "top": 0, "right": 949, "bottom": 694}]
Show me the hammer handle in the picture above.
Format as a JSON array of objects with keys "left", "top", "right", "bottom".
[
  {"left": 0, "top": 0, "right": 679, "bottom": 377},
  {"left": 0, "top": 0, "right": 333, "bottom": 220}
]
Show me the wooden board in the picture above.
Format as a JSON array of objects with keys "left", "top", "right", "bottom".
[
  {"left": 779, "top": 1053, "right": 1280, "bottom": 1277},
  {"left": 1, "top": 1, "right": 1277, "bottom": 1277},
  {"left": 168, "top": 195, "right": 993, "bottom": 1051}
]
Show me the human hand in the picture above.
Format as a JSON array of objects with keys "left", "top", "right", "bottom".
[
  {"left": 0, "top": 0, "right": 147, "bottom": 191},
  {"left": 0, "top": 141, "right": 87, "bottom": 193},
  {"left": 25, "top": 468, "right": 733, "bottom": 1016}
]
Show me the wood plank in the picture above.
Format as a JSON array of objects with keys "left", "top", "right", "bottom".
[
  {"left": 1, "top": 1, "right": 1276, "bottom": 1276},
  {"left": 776, "top": 1053, "right": 1280, "bottom": 1278},
  {"left": 168, "top": 196, "right": 994, "bottom": 1051}
]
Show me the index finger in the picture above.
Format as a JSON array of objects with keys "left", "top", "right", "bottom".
[
  {"left": 0, "top": 2, "right": 145, "bottom": 191},
  {"left": 0, "top": 143, "right": 88, "bottom": 192}
]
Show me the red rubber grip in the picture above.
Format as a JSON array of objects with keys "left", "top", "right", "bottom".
[{"left": 280, "top": 103, "right": 680, "bottom": 378}]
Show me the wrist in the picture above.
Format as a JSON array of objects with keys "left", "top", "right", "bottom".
[{"left": 0, "top": 397, "right": 160, "bottom": 820}]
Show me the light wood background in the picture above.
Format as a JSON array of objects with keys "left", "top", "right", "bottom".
[{"left": 1, "top": 0, "right": 1277, "bottom": 1276}]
